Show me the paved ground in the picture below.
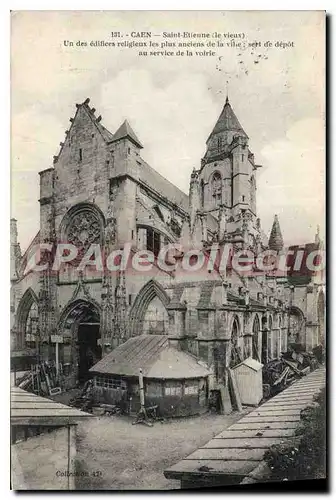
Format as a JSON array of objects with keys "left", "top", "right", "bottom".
[{"left": 74, "top": 410, "right": 248, "bottom": 490}]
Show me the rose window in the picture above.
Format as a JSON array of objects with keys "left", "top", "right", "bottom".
[{"left": 67, "top": 212, "right": 101, "bottom": 250}]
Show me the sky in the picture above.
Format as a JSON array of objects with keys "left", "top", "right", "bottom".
[{"left": 11, "top": 10, "right": 325, "bottom": 252}]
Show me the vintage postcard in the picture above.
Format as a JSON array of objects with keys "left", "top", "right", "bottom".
[{"left": 10, "top": 10, "right": 326, "bottom": 491}]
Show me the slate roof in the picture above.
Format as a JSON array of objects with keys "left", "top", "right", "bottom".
[
  {"left": 90, "top": 335, "right": 210, "bottom": 379},
  {"left": 146, "top": 348, "right": 210, "bottom": 379},
  {"left": 110, "top": 119, "right": 143, "bottom": 148},
  {"left": 139, "top": 159, "right": 189, "bottom": 212},
  {"left": 207, "top": 97, "right": 248, "bottom": 143}
]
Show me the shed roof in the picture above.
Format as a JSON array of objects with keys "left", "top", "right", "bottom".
[
  {"left": 233, "top": 357, "right": 263, "bottom": 371},
  {"left": 11, "top": 387, "right": 92, "bottom": 426},
  {"left": 90, "top": 335, "right": 210, "bottom": 379}
]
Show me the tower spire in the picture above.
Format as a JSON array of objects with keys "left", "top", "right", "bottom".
[
  {"left": 225, "top": 80, "right": 229, "bottom": 104},
  {"left": 268, "top": 214, "right": 284, "bottom": 251}
]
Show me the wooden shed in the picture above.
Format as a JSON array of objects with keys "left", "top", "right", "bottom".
[
  {"left": 231, "top": 357, "right": 263, "bottom": 406},
  {"left": 11, "top": 387, "right": 92, "bottom": 490},
  {"left": 89, "top": 335, "right": 210, "bottom": 418}
]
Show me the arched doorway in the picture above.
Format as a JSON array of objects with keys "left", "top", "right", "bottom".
[
  {"left": 59, "top": 299, "right": 101, "bottom": 383},
  {"left": 317, "top": 291, "right": 325, "bottom": 346},
  {"left": 288, "top": 307, "right": 304, "bottom": 345},
  {"left": 252, "top": 315, "right": 260, "bottom": 361}
]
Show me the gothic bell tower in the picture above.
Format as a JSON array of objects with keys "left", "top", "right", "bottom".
[
  {"left": 199, "top": 97, "right": 259, "bottom": 216},
  {"left": 198, "top": 97, "right": 262, "bottom": 249}
]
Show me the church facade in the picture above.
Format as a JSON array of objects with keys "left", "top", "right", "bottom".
[{"left": 10, "top": 97, "right": 325, "bottom": 386}]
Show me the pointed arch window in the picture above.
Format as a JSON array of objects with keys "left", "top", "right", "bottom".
[
  {"left": 200, "top": 179, "right": 205, "bottom": 208},
  {"left": 25, "top": 302, "right": 38, "bottom": 346},
  {"left": 230, "top": 316, "right": 242, "bottom": 367},
  {"left": 211, "top": 172, "right": 222, "bottom": 205},
  {"left": 252, "top": 315, "right": 260, "bottom": 361}
]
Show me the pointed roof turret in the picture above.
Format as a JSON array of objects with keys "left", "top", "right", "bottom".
[
  {"left": 268, "top": 214, "right": 284, "bottom": 251},
  {"left": 206, "top": 97, "right": 248, "bottom": 144},
  {"left": 111, "top": 119, "right": 143, "bottom": 149}
]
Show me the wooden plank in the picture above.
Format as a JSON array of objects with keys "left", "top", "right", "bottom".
[
  {"left": 248, "top": 409, "right": 301, "bottom": 417},
  {"left": 164, "top": 459, "right": 258, "bottom": 479},
  {"left": 187, "top": 448, "right": 265, "bottom": 461},
  {"left": 239, "top": 415, "right": 301, "bottom": 422},
  {"left": 11, "top": 399, "right": 64, "bottom": 405},
  {"left": 11, "top": 417, "right": 80, "bottom": 426},
  {"left": 292, "top": 388, "right": 324, "bottom": 393},
  {"left": 11, "top": 408, "right": 88, "bottom": 417},
  {"left": 271, "top": 395, "right": 315, "bottom": 402},
  {"left": 282, "top": 387, "right": 321, "bottom": 393},
  {"left": 261, "top": 401, "right": 313, "bottom": 408},
  {"left": 279, "top": 384, "right": 323, "bottom": 390},
  {"left": 270, "top": 399, "right": 314, "bottom": 405},
  {"left": 260, "top": 405, "right": 310, "bottom": 411},
  {"left": 202, "top": 437, "right": 293, "bottom": 449},
  {"left": 11, "top": 399, "right": 69, "bottom": 407},
  {"left": 11, "top": 403, "right": 72, "bottom": 409},
  {"left": 11, "top": 395, "right": 51, "bottom": 399},
  {"left": 215, "top": 428, "right": 296, "bottom": 439},
  {"left": 230, "top": 421, "right": 298, "bottom": 430},
  {"left": 293, "top": 381, "right": 325, "bottom": 386},
  {"left": 11, "top": 391, "right": 40, "bottom": 396}
]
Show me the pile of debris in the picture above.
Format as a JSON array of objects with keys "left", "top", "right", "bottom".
[
  {"left": 68, "top": 380, "right": 96, "bottom": 412},
  {"left": 16, "top": 361, "right": 62, "bottom": 396},
  {"left": 68, "top": 380, "right": 122, "bottom": 415},
  {"left": 263, "top": 346, "right": 319, "bottom": 397}
]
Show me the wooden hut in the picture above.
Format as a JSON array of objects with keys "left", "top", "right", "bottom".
[{"left": 89, "top": 335, "right": 210, "bottom": 417}]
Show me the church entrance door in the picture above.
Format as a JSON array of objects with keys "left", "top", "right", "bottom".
[
  {"left": 78, "top": 322, "right": 101, "bottom": 384},
  {"left": 60, "top": 300, "right": 101, "bottom": 385}
]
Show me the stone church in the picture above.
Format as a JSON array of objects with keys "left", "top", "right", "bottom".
[{"left": 10, "top": 96, "right": 325, "bottom": 386}]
